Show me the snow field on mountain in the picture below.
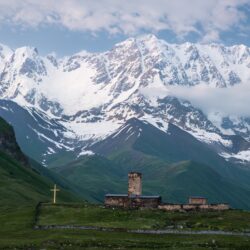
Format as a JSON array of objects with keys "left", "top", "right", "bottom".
[{"left": 0, "top": 35, "right": 250, "bottom": 164}]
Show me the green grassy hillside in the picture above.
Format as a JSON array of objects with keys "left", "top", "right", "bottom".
[
  {"left": 0, "top": 116, "right": 80, "bottom": 205},
  {"left": 92, "top": 119, "right": 250, "bottom": 182},
  {"left": 52, "top": 155, "right": 126, "bottom": 202},
  {"left": 143, "top": 161, "right": 250, "bottom": 209},
  {"left": 0, "top": 151, "right": 78, "bottom": 205}
]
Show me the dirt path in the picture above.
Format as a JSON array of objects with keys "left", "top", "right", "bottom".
[{"left": 34, "top": 225, "right": 250, "bottom": 237}]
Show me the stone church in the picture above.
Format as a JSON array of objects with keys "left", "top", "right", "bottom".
[
  {"left": 105, "top": 172, "right": 230, "bottom": 211},
  {"left": 105, "top": 172, "right": 161, "bottom": 208}
]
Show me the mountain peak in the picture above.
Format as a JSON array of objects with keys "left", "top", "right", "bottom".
[
  {"left": 0, "top": 37, "right": 250, "bottom": 164},
  {"left": 137, "top": 34, "right": 159, "bottom": 42},
  {"left": 14, "top": 46, "right": 39, "bottom": 58},
  {"left": 0, "top": 43, "right": 13, "bottom": 59}
]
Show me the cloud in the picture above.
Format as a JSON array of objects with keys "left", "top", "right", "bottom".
[
  {"left": 168, "top": 83, "right": 250, "bottom": 117},
  {"left": 0, "top": 0, "right": 249, "bottom": 42}
]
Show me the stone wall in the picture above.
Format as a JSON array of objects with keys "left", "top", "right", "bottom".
[
  {"left": 158, "top": 204, "right": 182, "bottom": 211},
  {"left": 105, "top": 196, "right": 129, "bottom": 208},
  {"left": 158, "top": 203, "right": 230, "bottom": 212},
  {"left": 105, "top": 195, "right": 161, "bottom": 209},
  {"left": 199, "top": 204, "right": 230, "bottom": 211},
  {"left": 131, "top": 197, "right": 161, "bottom": 208},
  {"left": 183, "top": 204, "right": 197, "bottom": 211}
]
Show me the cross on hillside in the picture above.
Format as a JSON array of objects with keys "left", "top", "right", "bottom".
[{"left": 50, "top": 184, "right": 60, "bottom": 204}]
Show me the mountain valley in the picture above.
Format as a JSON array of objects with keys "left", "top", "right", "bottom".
[{"left": 1, "top": 35, "right": 250, "bottom": 208}]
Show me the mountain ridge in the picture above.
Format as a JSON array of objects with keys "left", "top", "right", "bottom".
[{"left": 0, "top": 35, "right": 250, "bottom": 165}]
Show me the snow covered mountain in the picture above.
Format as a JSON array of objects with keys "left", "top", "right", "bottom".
[{"left": 0, "top": 34, "right": 250, "bottom": 166}]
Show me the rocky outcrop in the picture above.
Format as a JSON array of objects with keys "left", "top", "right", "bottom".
[{"left": 0, "top": 117, "right": 28, "bottom": 166}]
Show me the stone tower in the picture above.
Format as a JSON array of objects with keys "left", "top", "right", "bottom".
[{"left": 128, "top": 172, "right": 142, "bottom": 196}]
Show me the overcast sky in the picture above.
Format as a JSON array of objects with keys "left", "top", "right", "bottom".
[{"left": 0, "top": 0, "right": 250, "bottom": 56}]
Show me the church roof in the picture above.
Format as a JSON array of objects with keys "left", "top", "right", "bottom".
[
  {"left": 105, "top": 194, "right": 127, "bottom": 197},
  {"left": 105, "top": 194, "right": 161, "bottom": 199}
]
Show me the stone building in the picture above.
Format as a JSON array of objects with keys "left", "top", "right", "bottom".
[
  {"left": 105, "top": 172, "right": 230, "bottom": 211},
  {"left": 105, "top": 172, "right": 161, "bottom": 208},
  {"left": 189, "top": 197, "right": 207, "bottom": 205}
]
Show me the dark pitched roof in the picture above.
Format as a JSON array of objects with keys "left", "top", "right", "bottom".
[
  {"left": 105, "top": 194, "right": 161, "bottom": 199},
  {"left": 128, "top": 172, "right": 142, "bottom": 176},
  {"left": 189, "top": 196, "right": 207, "bottom": 199},
  {"left": 139, "top": 195, "right": 161, "bottom": 199},
  {"left": 105, "top": 194, "right": 128, "bottom": 197}
]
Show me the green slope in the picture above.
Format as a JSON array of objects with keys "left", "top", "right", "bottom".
[
  {"left": 29, "top": 158, "right": 87, "bottom": 201},
  {"left": 143, "top": 161, "right": 250, "bottom": 209},
  {"left": 92, "top": 119, "right": 250, "bottom": 181},
  {"left": 53, "top": 155, "right": 250, "bottom": 209},
  {"left": 53, "top": 118, "right": 250, "bottom": 209},
  {"left": 0, "top": 151, "right": 79, "bottom": 205},
  {"left": 0, "top": 116, "right": 80, "bottom": 205},
  {"left": 52, "top": 155, "right": 126, "bottom": 203}
]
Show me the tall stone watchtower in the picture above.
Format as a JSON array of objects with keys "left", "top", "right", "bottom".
[{"left": 128, "top": 172, "right": 142, "bottom": 196}]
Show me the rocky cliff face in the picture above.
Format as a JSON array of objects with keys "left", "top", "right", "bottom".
[
  {"left": 0, "top": 117, "right": 28, "bottom": 166},
  {"left": 0, "top": 35, "right": 250, "bottom": 166}
]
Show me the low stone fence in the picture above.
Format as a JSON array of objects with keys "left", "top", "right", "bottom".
[
  {"left": 158, "top": 204, "right": 182, "bottom": 211},
  {"left": 158, "top": 203, "right": 230, "bottom": 212}
]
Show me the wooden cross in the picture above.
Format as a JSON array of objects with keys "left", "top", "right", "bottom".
[{"left": 50, "top": 184, "right": 60, "bottom": 204}]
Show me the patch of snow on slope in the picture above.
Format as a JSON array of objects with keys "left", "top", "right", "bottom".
[
  {"left": 47, "top": 147, "right": 56, "bottom": 155},
  {"left": 188, "top": 128, "right": 232, "bottom": 148},
  {"left": 78, "top": 150, "right": 95, "bottom": 157},
  {"left": 112, "top": 124, "right": 131, "bottom": 139},
  {"left": 63, "top": 119, "right": 122, "bottom": 141},
  {"left": 142, "top": 114, "right": 169, "bottom": 132},
  {"left": 220, "top": 149, "right": 250, "bottom": 162},
  {"left": 125, "top": 131, "right": 135, "bottom": 141},
  {"left": 30, "top": 127, "right": 73, "bottom": 151},
  {"left": 40, "top": 61, "right": 111, "bottom": 114}
]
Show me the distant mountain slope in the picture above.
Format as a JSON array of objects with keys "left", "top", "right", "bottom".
[
  {"left": 50, "top": 118, "right": 250, "bottom": 208},
  {"left": 90, "top": 118, "right": 250, "bottom": 180},
  {"left": 0, "top": 116, "right": 80, "bottom": 205},
  {"left": 0, "top": 35, "right": 250, "bottom": 166},
  {"left": 0, "top": 100, "right": 79, "bottom": 166},
  {"left": 143, "top": 161, "right": 250, "bottom": 209},
  {"left": 52, "top": 155, "right": 126, "bottom": 203},
  {"left": 94, "top": 118, "right": 250, "bottom": 209},
  {"left": 53, "top": 155, "right": 250, "bottom": 209}
]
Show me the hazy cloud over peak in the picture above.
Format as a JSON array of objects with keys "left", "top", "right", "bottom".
[{"left": 169, "top": 83, "right": 250, "bottom": 117}]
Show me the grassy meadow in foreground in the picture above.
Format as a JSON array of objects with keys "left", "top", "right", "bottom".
[
  {"left": 38, "top": 203, "right": 250, "bottom": 232},
  {"left": 0, "top": 204, "right": 250, "bottom": 249}
]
